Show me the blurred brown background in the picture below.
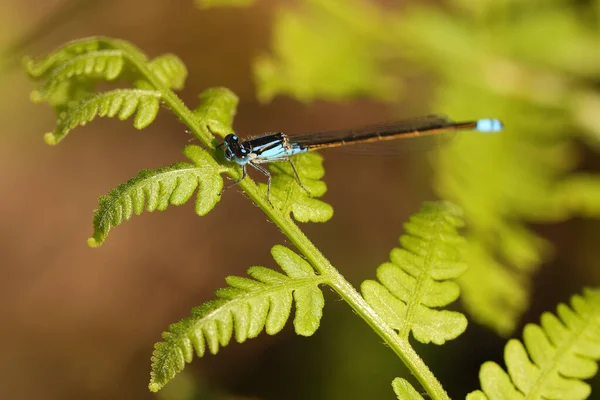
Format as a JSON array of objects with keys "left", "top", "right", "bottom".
[{"left": 1, "top": 1, "right": 599, "bottom": 399}]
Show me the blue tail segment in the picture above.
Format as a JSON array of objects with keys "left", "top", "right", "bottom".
[{"left": 475, "top": 118, "right": 503, "bottom": 133}]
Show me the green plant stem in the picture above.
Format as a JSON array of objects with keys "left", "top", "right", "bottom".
[
  {"left": 232, "top": 179, "right": 450, "bottom": 399},
  {"left": 127, "top": 48, "right": 449, "bottom": 399},
  {"left": 122, "top": 52, "right": 216, "bottom": 148},
  {"left": 275, "top": 215, "right": 451, "bottom": 400}
]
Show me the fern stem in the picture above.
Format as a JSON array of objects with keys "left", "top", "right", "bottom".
[
  {"left": 121, "top": 52, "right": 216, "bottom": 148},
  {"left": 330, "top": 277, "right": 450, "bottom": 400},
  {"left": 266, "top": 209, "right": 451, "bottom": 400},
  {"left": 121, "top": 45, "right": 448, "bottom": 398}
]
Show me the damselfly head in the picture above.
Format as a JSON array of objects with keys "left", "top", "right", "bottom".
[
  {"left": 223, "top": 134, "right": 251, "bottom": 164},
  {"left": 222, "top": 134, "right": 236, "bottom": 160}
]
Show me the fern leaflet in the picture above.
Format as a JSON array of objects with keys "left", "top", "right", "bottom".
[
  {"left": 23, "top": 37, "right": 148, "bottom": 79},
  {"left": 193, "top": 87, "right": 239, "bottom": 135},
  {"left": 88, "top": 145, "right": 223, "bottom": 247},
  {"left": 361, "top": 201, "right": 468, "bottom": 345},
  {"left": 43, "top": 89, "right": 161, "bottom": 145},
  {"left": 148, "top": 54, "right": 187, "bottom": 90},
  {"left": 264, "top": 152, "right": 333, "bottom": 223},
  {"left": 34, "top": 50, "right": 125, "bottom": 99},
  {"left": 469, "top": 288, "right": 600, "bottom": 400},
  {"left": 149, "top": 245, "right": 326, "bottom": 392},
  {"left": 392, "top": 378, "right": 424, "bottom": 400}
]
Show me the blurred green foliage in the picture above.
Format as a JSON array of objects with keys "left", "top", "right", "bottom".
[
  {"left": 253, "top": 0, "right": 600, "bottom": 336},
  {"left": 254, "top": 0, "right": 400, "bottom": 102}
]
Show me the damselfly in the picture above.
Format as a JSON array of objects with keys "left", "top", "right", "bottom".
[{"left": 219, "top": 115, "right": 503, "bottom": 203}]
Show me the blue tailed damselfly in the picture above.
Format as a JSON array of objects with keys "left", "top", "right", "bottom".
[{"left": 219, "top": 115, "right": 503, "bottom": 203}]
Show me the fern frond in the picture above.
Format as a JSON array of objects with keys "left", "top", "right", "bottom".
[
  {"left": 193, "top": 87, "right": 239, "bottom": 137},
  {"left": 33, "top": 50, "right": 125, "bottom": 100},
  {"left": 392, "top": 378, "right": 424, "bottom": 400},
  {"left": 88, "top": 145, "right": 223, "bottom": 247},
  {"left": 23, "top": 37, "right": 148, "bottom": 79},
  {"left": 470, "top": 288, "right": 600, "bottom": 400},
  {"left": 361, "top": 201, "right": 468, "bottom": 345},
  {"left": 149, "top": 245, "right": 326, "bottom": 392},
  {"left": 265, "top": 152, "right": 333, "bottom": 223},
  {"left": 23, "top": 41, "right": 103, "bottom": 79},
  {"left": 26, "top": 36, "right": 193, "bottom": 145},
  {"left": 148, "top": 54, "right": 187, "bottom": 90},
  {"left": 44, "top": 89, "right": 161, "bottom": 145}
]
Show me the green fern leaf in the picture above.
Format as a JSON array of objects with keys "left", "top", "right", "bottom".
[
  {"left": 470, "top": 288, "right": 600, "bottom": 400},
  {"left": 24, "top": 37, "right": 148, "bottom": 79},
  {"left": 88, "top": 145, "right": 223, "bottom": 247},
  {"left": 193, "top": 87, "right": 239, "bottom": 137},
  {"left": 32, "top": 50, "right": 126, "bottom": 100},
  {"left": 149, "top": 245, "right": 326, "bottom": 392},
  {"left": 25, "top": 37, "right": 192, "bottom": 145},
  {"left": 361, "top": 201, "right": 467, "bottom": 345},
  {"left": 392, "top": 378, "right": 425, "bottom": 400},
  {"left": 148, "top": 54, "right": 187, "bottom": 90},
  {"left": 23, "top": 40, "right": 103, "bottom": 79},
  {"left": 43, "top": 89, "right": 161, "bottom": 145},
  {"left": 265, "top": 152, "right": 333, "bottom": 223}
]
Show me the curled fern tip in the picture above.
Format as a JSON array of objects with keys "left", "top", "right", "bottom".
[
  {"left": 148, "top": 382, "right": 161, "bottom": 392},
  {"left": 43, "top": 133, "right": 59, "bottom": 145},
  {"left": 87, "top": 237, "right": 101, "bottom": 248}
]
